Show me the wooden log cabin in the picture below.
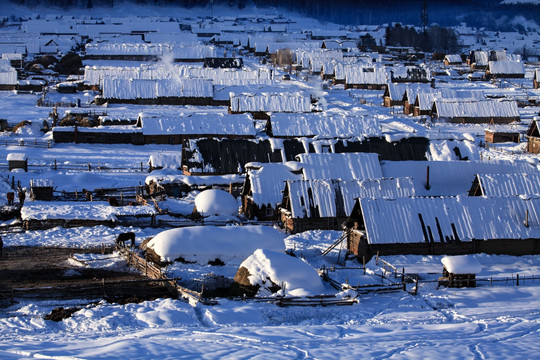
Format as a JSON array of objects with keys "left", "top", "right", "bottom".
[
  {"left": 439, "top": 255, "right": 482, "bottom": 288},
  {"left": 526, "top": 119, "right": 540, "bottom": 154},
  {"left": 431, "top": 99, "right": 520, "bottom": 124},
  {"left": 345, "top": 196, "right": 540, "bottom": 261},
  {"left": 484, "top": 128, "right": 520, "bottom": 144}
]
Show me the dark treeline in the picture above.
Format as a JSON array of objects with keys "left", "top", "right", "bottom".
[
  {"left": 385, "top": 24, "right": 459, "bottom": 53},
  {"left": 7, "top": 0, "right": 540, "bottom": 32}
]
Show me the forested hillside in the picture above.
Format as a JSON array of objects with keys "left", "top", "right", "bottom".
[{"left": 6, "top": 0, "right": 540, "bottom": 31}]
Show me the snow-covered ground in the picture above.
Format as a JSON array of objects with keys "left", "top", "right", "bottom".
[
  {"left": 1, "top": 228, "right": 539, "bottom": 359},
  {"left": 0, "top": 2, "right": 539, "bottom": 358}
]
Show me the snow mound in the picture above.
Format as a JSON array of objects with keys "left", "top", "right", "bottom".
[
  {"left": 146, "top": 226, "right": 285, "bottom": 264},
  {"left": 239, "top": 249, "right": 326, "bottom": 297},
  {"left": 194, "top": 189, "right": 238, "bottom": 216},
  {"left": 441, "top": 255, "right": 482, "bottom": 274}
]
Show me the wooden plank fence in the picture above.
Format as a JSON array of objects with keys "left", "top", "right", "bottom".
[
  {"left": 0, "top": 138, "right": 53, "bottom": 148},
  {"left": 118, "top": 247, "right": 209, "bottom": 304}
]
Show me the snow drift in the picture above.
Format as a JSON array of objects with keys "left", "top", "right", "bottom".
[
  {"left": 194, "top": 189, "right": 238, "bottom": 216},
  {"left": 145, "top": 226, "right": 285, "bottom": 264},
  {"left": 236, "top": 249, "right": 326, "bottom": 297}
]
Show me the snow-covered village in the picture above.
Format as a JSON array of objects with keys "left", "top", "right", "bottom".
[{"left": 0, "top": 0, "right": 539, "bottom": 358}]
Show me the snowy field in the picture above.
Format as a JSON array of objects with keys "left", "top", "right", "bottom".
[{"left": 1, "top": 228, "right": 539, "bottom": 359}]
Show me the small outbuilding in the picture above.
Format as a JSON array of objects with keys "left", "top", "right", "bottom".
[
  {"left": 30, "top": 179, "right": 54, "bottom": 201},
  {"left": 439, "top": 255, "right": 482, "bottom": 288},
  {"left": 526, "top": 119, "right": 540, "bottom": 154},
  {"left": 484, "top": 128, "right": 520, "bottom": 144},
  {"left": 7, "top": 153, "right": 28, "bottom": 172}
]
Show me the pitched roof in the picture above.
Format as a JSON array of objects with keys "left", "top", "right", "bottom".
[
  {"left": 433, "top": 99, "right": 519, "bottom": 119},
  {"left": 358, "top": 196, "right": 540, "bottom": 244},
  {"left": 138, "top": 113, "right": 255, "bottom": 136},
  {"left": 475, "top": 173, "right": 540, "bottom": 197},
  {"left": 296, "top": 152, "right": 383, "bottom": 180},
  {"left": 246, "top": 163, "right": 302, "bottom": 207},
  {"left": 381, "top": 160, "right": 538, "bottom": 196},
  {"left": 488, "top": 61, "right": 524, "bottom": 75},
  {"left": 269, "top": 112, "right": 381, "bottom": 138},
  {"left": 286, "top": 178, "right": 415, "bottom": 218},
  {"left": 101, "top": 78, "right": 213, "bottom": 99}
]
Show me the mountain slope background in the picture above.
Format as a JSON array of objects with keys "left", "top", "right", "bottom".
[{"left": 4, "top": 0, "right": 540, "bottom": 32}]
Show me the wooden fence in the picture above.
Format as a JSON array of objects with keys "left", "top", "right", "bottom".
[
  {"left": 118, "top": 247, "right": 208, "bottom": 304},
  {"left": 0, "top": 138, "right": 53, "bottom": 148}
]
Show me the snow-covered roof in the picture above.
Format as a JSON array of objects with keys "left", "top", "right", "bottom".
[
  {"left": 149, "top": 152, "right": 182, "bottom": 169},
  {"left": 342, "top": 65, "right": 387, "bottom": 85},
  {"left": 85, "top": 64, "right": 272, "bottom": 87},
  {"left": 441, "top": 255, "right": 482, "bottom": 274},
  {"left": 444, "top": 54, "right": 462, "bottom": 63},
  {"left": 0, "top": 59, "right": 17, "bottom": 85},
  {"left": 390, "top": 65, "right": 431, "bottom": 82},
  {"left": 286, "top": 178, "right": 415, "bottom": 219},
  {"left": 6, "top": 153, "right": 27, "bottom": 161},
  {"left": 21, "top": 201, "right": 155, "bottom": 221},
  {"left": 1, "top": 53, "right": 23, "bottom": 60},
  {"left": 146, "top": 225, "right": 285, "bottom": 263},
  {"left": 138, "top": 113, "right": 255, "bottom": 137},
  {"left": 229, "top": 92, "right": 312, "bottom": 113},
  {"left": 433, "top": 99, "right": 519, "bottom": 119},
  {"left": 85, "top": 42, "right": 216, "bottom": 59},
  {"left": 487, "top": 61, "right": 524, "bottom": 75},
  {"left": 476, "top": 173, "right": 540, "bottom": 198},
  {"left": 296, "top": 152, "right": 383, "bottom": 180},
  {"left": 269, "top": 112, "right": 381, "bottom": 138},
  {"left": 246, "top": 163, "right": 302, "bottom": 207},
  {"left": 101, "top": 78, "right": 213, "bottom": 100},
  {"left": 381, "top": 160, "right": 538, "bottom": 196},
  {"left": 359, "top": 196, "right": 540, "bottom": 245},
  {"left": 239, "top": 249, "right": 325, "bottom": 296}
]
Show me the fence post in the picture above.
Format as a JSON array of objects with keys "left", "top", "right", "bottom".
[
  {"left": 362, "top": 256, "right": 366, "bottom": 275},
  {"left": 141, "top": 162, "right": 143, "bottom": 172},
  {"left": 88, "top": 163, "right": 91, "bottom": 171},
  {"left": 54, "top": 159, "right": 57, "bottom": 170},
  {"left": 517, "top": 274, "right": 519, "bottom": 286}
]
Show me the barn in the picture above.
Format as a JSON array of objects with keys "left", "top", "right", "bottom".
[
  {"left": 241, "top": 162, "right": 302, "bottom": 221},
  {"left": 343, "top": 65, "right": 387, "bottom": 90},
  {"left": 346, "top": 196, "right": 540, "bottom": 260},
  {"left": 526, "top": 119, "right": 540, "bottom": 154},
  {"left": 136, "top": 112, "right": 256, "bottom": 145},
  {"left": 280, "top": 177, "right": 415, "bottom": 234},
  {"left": 534, "top": 68, "right": 540, "bottom": 89},
  {"left": 431, "top": 99, "right": 520, "bottom": 124},
  {"left": 97, "top": 78, "right": 214, "bottom": 106},
  {"left": 485, "top": 61, "right": 525, "bottom": 79}
]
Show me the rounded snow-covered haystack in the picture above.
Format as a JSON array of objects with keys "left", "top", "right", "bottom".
[
  {"left": 145, "top": 226, "right": 285, "bottom": 264},
  {"left": 233, "top": 249, "right": 326, "bottom": 297},
  {"left": 194, "top": 189, "right": 237, "bottom": 216}
]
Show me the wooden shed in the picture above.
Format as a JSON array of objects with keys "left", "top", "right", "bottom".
[
  {"left": 7, "top": 153, "right": 28, "bottom": 172},
  {"left": 484, "top": 128, "right": 520, "bottom": 144},
  {"left": 526, "top": 120, "right": 540, "bottom": 154},
  {"left": 30, "top": 179, "right": 54, "bottom": 201},
  {"left": 439, "top": 255, "right": 482, "bottom": 288}
]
